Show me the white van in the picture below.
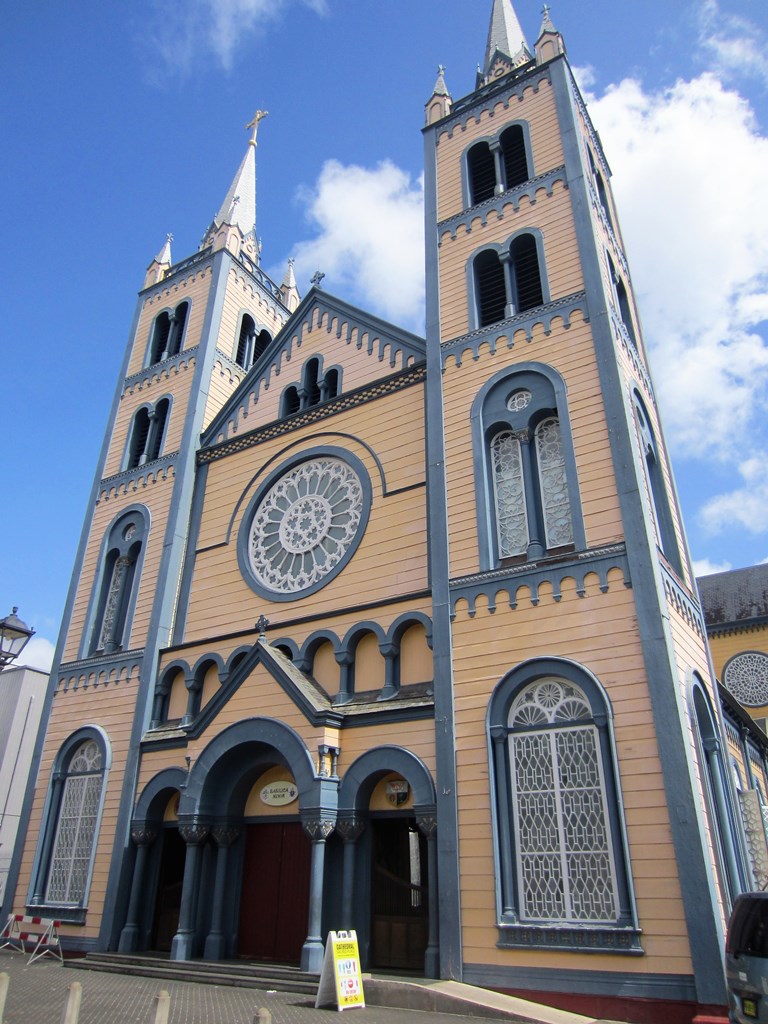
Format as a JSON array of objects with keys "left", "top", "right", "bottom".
[{"left": 726, "top": 893, "right": 768, "bottom": 1022}]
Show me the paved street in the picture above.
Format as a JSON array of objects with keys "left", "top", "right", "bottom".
[{"left": 0, "top": 949, "right": 625, "bottom": 1024}]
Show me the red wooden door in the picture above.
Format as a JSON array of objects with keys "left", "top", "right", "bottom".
[{"left": 238, "top": 822, "right": 311, "bottom": 963}]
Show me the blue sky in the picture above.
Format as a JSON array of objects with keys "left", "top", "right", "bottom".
[{"left": 2, "top": 0, "right": 767, "bottom": 670}]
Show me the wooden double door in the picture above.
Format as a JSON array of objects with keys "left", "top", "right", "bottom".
[{"left": 238, "top": 822, "right": 311, "bottom": 964}]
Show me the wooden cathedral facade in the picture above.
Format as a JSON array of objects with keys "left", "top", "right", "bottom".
[{"left": 4, "top": 5, "right": 758, "bottom": 1022}]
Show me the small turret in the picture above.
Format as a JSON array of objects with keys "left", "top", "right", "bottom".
[
  {"left": 535, "top": 4, "right": 566, "bottom": 64},
  {"left": 144, "top": 233, "right": 173, "bottom": 288},
  {"left": 280, "top": 258, "right": 301, "bottom": 313},
  {"left": 425, "top": 65, "right": 452, "bottom": 125}
]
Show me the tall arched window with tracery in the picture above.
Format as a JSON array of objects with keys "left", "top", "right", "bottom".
[
  {"left": 86, "top": 509, "right": 147, "bottom": 656},
  {"left": 487, "top": 660, "right": 639, "bottom": 950}
]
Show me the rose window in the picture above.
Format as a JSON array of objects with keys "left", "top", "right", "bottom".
[
  {"left": 724, "top": 652, "right": 768, "bottom": 708},
  {"left": 248, "top": 457, "right": 364, "bottom": 595}
]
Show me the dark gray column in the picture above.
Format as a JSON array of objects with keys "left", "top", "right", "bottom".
[
  {"left": 118, "top": 825, "right": 158, "bottom": 952},
  {"left": 417, "top": 813, "right": 439, "bottom": 979},
  {"left": 490, "top": 726, "right": 516, "bottom": 918},
  {"left": 203, "top": 825, "right": 240, "bottom": 961},
  {"left": 300, "top": 819, "right": 334, "bottom": 973},
  {"left": 518, "top": 430, "right": 544, "bottom": 559},
  {"left": 336, "top": 818, "right": 365, "bottom": 930},
  {"left": 171, "top": 823, "right": 209, "bottom": 961}
]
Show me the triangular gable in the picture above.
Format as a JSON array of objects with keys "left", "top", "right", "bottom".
[
  {"left": 189, "top": 640, "right": 342, "bottom": 737},
  {"left": 203, "top": 288, "right": 426, "bottom": 448}
]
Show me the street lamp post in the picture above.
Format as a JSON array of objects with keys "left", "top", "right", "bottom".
[{"left": 0, "top": 609, "right": 35, "bottom": 670}]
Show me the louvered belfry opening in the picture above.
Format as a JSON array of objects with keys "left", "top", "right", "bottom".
[
  {"left": 236, "top": 314, "right": 256, "bottom": 368},
  {"left": 511, "top": 234, "right": 543, "bottom": 311},
  {"left": 475, "top": 249, "right": 507, "bottom": 327},
  {"left": 151, "top": 312, "right": 171, "bottom": 364},
  {"left": 501, "top": 125, "right": 529, "bottom": 190},
  {"left": 253, "top": 329, "right": 271, "bottom": 364},
  {"left": 129, "top": 408, "right": 151, "bottom": 468},
  {"left": 468, "top": 141, "right": 497, "bottom": 205}
]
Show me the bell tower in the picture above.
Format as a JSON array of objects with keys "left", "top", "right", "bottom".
[{"left": 424, "top": 1, "right": 736, "bottom": 1014}]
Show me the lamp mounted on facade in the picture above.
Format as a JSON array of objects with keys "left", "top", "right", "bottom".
[{"left": 0, "top": 608, "right": 34, "bottom": 670}]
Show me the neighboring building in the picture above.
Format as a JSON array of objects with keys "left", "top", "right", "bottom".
[
  {"left": 0, "top": 665, "right": 48, "bottom": 901},
  {"left": 4, "top": 4, "right": 756, "bottom": 1022}
]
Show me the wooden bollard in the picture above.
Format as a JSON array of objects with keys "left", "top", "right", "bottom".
[
  {"left": 0, "top": 972, "right": 8, "bottom": 1024},
  {"left": 147, "top": 990, "right": 170, "bottom": 1024},
  {"left": 254, "top": 1009, "right": 272, "bottom": 1024},
  {"left": 60, "top": 981, "right": 82, "bottom": 1024}
]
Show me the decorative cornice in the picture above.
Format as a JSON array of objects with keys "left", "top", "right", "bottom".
[
  {"left": 587, "top": 180, "right": 629, "bottom": 280},
  {"left": 123, "top": 348, "right": 198, "bottom": 394},
  {"left": 440, "top": 66, "right": 552, "bottom": 136},
  {"left": 234, "top": 248, "right": 286, "bottom": 304},
  {"left": 199, "top": 365, "right": 426, "bottom": 465},
  {"left": 57, "top": 649, "right": 145, "bottom": 693},
  {"left": 450, "top": 544, "right": 630, "bottom": 618},
  {"left": 141, "top": 248, "right": 213, "bottom": 293},
  {"left": 441, "top": 292, "right": 588, "bottom": 368},
  {"left": 567, "top": 67, "right": 611, "bottom": 178},
  {"left": 437, "top": 166, "right": 568, "bottom": 243},
  {"left": 97, "top": 455, "right": 177, "bottom": 502},
  {"left": 497, "top": 922, "right": 643, "bottom": 954},
  {"left": 661, "top": 565, "right": 706, "bottom": 640},
  {"left": 609, "top": 307, "right": 653, "bottom": 398}
]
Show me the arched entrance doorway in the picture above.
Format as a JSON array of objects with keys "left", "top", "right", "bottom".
[{"left": 370, "top": 815, "right": 428, "bottom": 970}]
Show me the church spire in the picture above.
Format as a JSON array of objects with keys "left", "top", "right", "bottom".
[
  {"left": 201, "top": 111, "right": 267, "bottom": 254},
  {"left": 483, "top": 0, "right": 531, "bottom": 79}
]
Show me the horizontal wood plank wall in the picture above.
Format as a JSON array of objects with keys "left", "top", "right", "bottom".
[
  {"left": 709, "top": 627, "right": 768, "bottom": 680},
  {"left": 438, "top": 185, "right": 581, "bottom": 343},
  {"left": 62, "top": 476, "right": 175, "bottom": 662},
  {"left": 435, "top": 79, "right": 564, "bottom": 225},
  {"left": 441, "top": 316, "right": 624, "bottom": 578},
  {"left": 126, "top": 267, "right": 214, "bottom": 379},
  {"left": 104, "top": 361, "right": 196, "bottom": 478},
  {"left": 12, "top": 669, "right": 140, "bottom": 941},
  {"left": 451, "top": 578, "right": 694, "bottom": 977},
  {"left": 203, "top": 355, "right": 245, "bottom": 430},
  {"left": 184, "top": 384, "right": 427, "bottom": 642},
  {"left": 217, "top": 267, "right": 287, "bottom": 363},
  {"left": 218, "top": 308, "right": 423, "bottom": 445}
]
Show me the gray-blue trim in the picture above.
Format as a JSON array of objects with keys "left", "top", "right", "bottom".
[
  {"left": 337, "top": 746, "right": 436, "bottom": 815},
  {"left": 441, "top": 291, "right": 588, "bottom": 365},
  {"left": 470, "top": 360, "right": 586, "bottom": 568},
  {"left": 235, "top": 446, "right": 373, "bottom": 603},
  {"left": 461, "top": 962, "right": 697, "bottom": 1004},
  {"left": 464, "top": 228, "right": 551, "bottom": 332},
  {"left": 172, "top": 460, "right": 208, "bottom": 646},
  {"left": 422, "top": 117, "right": 463, "bottom": 980},
  {"left": 124, "top": 346, "right": 198, "bottom": 393},
  {"left": 141, "top": 297, "right": 192, "bottom": 368},
  {"left": 443, "top": 165, "right": 565, "bottom": 243},
  {"left": 459, "top": 120, "right": 536, "bottom": 209},
  {"left": 437, "top": 65, "right": 552, "bottom": 138},
  {"left": 133, "top": 767, "right": 188, "bottom": 823},
  {"left": 203, "top": 288, "right": 426, "bottom": 446},
  {"left": 548, "top": 56, "right": 727, "bottom": 1003},
  {"left": 102, "top": 248, "right": 235, "bottom": 950}
]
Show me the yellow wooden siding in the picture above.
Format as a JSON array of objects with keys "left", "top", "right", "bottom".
[
  {"left": 400, "top": 624, "right": 431, "bottom": 685},
  {"left": 435, "top": 80, "right": 564, "bottom": 224},
  {"left": 441, "top": 316, "right": 624, "bottom": 578},
  {"left": 126, "top": 267, "right": 215, "bottom": 379},
  {"left": 12, "top": 680, "right": 139, "bottom": 942},
  {"left": 183, "top": 385, "right": 428, "bottom": 642},
  {"left": 62, "top": 477, "right": 176, "bottom": 663},
  {"left": 709, "top": 625, "right": 768, "bottom": 682},
  {"left": 355, "top": 633, "right": 386, "bottom": 693},
  {"left": 449, "top": 581, "right": 693, "bottom": 975},
  {"left": 438, "top": 184, "right": 581, "bottom": 343}
]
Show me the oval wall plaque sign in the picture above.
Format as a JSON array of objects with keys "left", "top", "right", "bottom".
[{"left": 261, "top": 781, "right": 298, "bottom": 807}]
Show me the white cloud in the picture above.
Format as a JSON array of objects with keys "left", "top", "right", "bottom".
[
  {"left": 19, "top": 635, "right": 55, "bottom": 673},
  {"left": 585, "top": 73, "right": 768, "bottom": 461},
  {"left": 699, "top": 457, "right": 768, "bottom": 535},
  {"left": 146, "top": 0, "right": 326, "bottom": 74},
  {"left": 285, "top": 159, "right": 426, "bottom": 331},
  {"left": 697, "top": 0, "right": 768, "bottom": 87},
  {"left": 692, "top": 557, "right": 732, "bottom": 577}
]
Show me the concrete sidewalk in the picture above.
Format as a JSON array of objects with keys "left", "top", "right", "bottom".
[{"left": 0, "top": 949, "right": 622, "bottom": 1024}]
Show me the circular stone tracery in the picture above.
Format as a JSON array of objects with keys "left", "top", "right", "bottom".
[
  {"left": 248, "top": 457, "right": 364, "bottom": 595},
  {"left": 724, "top": 652, "right": 768, "bottom": 708}
]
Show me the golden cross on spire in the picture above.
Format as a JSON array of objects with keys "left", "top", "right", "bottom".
[{"left": 246, "top": 110, "right": 269, "bottom": 146}]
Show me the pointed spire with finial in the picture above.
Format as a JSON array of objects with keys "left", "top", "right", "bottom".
[
  {"left": 481, "top": 0, "right": 532, "bottom": 85},
  {"left": 144, "top": 233, "right": 174, "bottom": 288},
  {"left": 201, "top": 110, "right": 267, "bottom": 252},
  {"left": 281, "top": 257, "right": 301, "bottom": 312}
]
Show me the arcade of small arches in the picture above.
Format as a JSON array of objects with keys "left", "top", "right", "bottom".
[
  {"left": 117, "top": 724, "right": 439, "bottom": 976},
  {"left": 151, "top": 613, "right": 433, "bottom": 727}
]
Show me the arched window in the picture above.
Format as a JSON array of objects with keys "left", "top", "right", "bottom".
[
  {"left": 324, "top": 368, "right": 340, "bottom": 400},
  {"left": 488, "top": 662, "right": 637, "bottom": 948},
  {"left": 304, "top": 358, "right": 321, "bottom": 407},
  {"left": 608, "top": 255, "right": 636, "bottom": 348},
  {"left": 88, "top": 510, "right": 147, "bottom": 655},
  {"left": 633, "top": 394, "right": 682, "bottom": 575},
  {"left": 149, "top": 302, "right": 188, "bottom": 365},
  {"left": 235, "top": 317, "right": 271, "bottom": 370},
  {"left": 30, "top": 729, "right": 109, "bottom": 914},
  {"left": 281, "top": 385, "right": 301, "bottom": 417},
  {"left": 468, "top": 141, "right": 497, "bottom": 205},
  {"left": 125, "top": 398, "right": 170, "bottom": 470},
  {"left": 473, "top": 233, "right": 544, "bottom": 329},
  {"left": 466, "top": 125, "right": 531, "bottom": 206},
  {"left": 500, "top": 124, "right": 529, "bottom": 190},
  {"left": 279, "top": 357, "right": 342, "bottom": 417}
]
